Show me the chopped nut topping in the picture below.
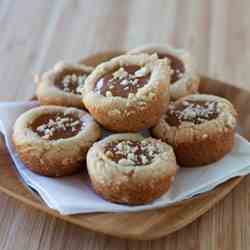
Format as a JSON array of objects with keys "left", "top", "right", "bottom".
[
  {"left": 166, "top": 100, "right": 220, "bottom": 126},
  {"left": 134, "top": 66, "right": 150, "bottom": 77},
  {"left": 95, "top": 65, "right": 150, "bottom": 98},
  {"left": 32, "top": 113, "right": 84, "bottom": 140},
  {"left": 57, "top": 72, "right": 88, "bottom": 95},
  {"left": 112, "top": 67, "right": 129, "bottom": 79},
  {"left": 104, "top": 139, "right": 160, "bottom": 166},
  {"left": 108, "top": 67, "right": 146, "bottom": 90}
]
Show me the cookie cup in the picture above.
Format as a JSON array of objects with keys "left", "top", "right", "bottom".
[
  {"left": 152, "top": 94, "right": 237, "bottom": 167},
  {"left": 87, "top": 133, "right": 178, "bottom": 205},
  {"left": 81, "top": 54, "right": 171, "bottom": 132},
  {"left": 13, "top": 105, "right": 101, "bottom": 177},
  {"left": 128, "top": 43, "right": 200, "bottom": 100},
  {"left": 36, "top": 62, "right": 93, "bottom": 108}
]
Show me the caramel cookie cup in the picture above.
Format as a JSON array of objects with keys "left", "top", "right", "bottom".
[
  {"left": 128, "top": 43, "right": 200, "bottom": 100},
  {"left": 152, "top": 94, "right": 237, "bottom": 167},
  {"left": 36, "top": 62, "right": 93, "bottom": 109},
  {"left": 87, "top": 133, "right": 178, "bottom": 205},
  {"left": 13, "top": 106, "right": 101, "bottom": 177},
  {"left": 81, "top": 54, "right": 171, "bottom": 132}
]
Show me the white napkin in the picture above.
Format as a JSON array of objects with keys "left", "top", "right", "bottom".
[{"left": 1, "top": 101, "right": 250, "bottom": 215}]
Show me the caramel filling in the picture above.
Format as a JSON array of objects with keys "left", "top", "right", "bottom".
[
  {"left": 95, "top": 65, "right": 150, "bottom": 98},
  {"left": 165, "top": 100, "right": 219, "bottom": 126},
  {"left": 55, "top": 69, "right": 89, "bottom": 95},
  {"left": 30, "top": 113, "right": 84, "bottom": 140},
  {"left": 158, "top": 53, "right": 185, "bottom": 83},
  {"left": 104, "top": 140, "right": 160, "bottom": 166}
]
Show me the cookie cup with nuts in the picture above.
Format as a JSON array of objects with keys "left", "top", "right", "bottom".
[
  {"left": 81, "top": 54, "right": 171, "bottom": 132},
  {"left": 152, "top": 94, "right": 237, "bottom": 167},
  {"left": 36, "top": 62, "right": 93, "bottom": 109},
  {"left": 128, "top": 43, "right": 200, "bottom": 100},
  {"left": 13, "top": 105, "right": 101, "bottom": 177},
  {"left": 87, "top": 133, "right": 178, "bottom": 205}
]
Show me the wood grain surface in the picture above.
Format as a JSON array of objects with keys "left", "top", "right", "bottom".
[{"left": 1, "top": 0, "right": 250, "bottom": 249}]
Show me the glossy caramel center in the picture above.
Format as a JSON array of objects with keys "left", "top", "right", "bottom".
[
  {"left": 31, "top": 112, "right": 84, "bottom": 140},
  {"left": 95, "top": 65, "right": 150, "bottom": 98},
  {"left": 165, "top": 100, "right": 219, "bottom": 126},
  {"left": 104, "top": 140, "right": 160, "bottom": 166}
]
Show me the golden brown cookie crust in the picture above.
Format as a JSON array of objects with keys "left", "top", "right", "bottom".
[
  {"left": 81, "top": 54, "right": 171, "bottom": 132},
  {"left": 13, "top": 105, "right": 102, "bottom": 177},
  {"left": 128, "top": 43, "right": 200, "bottom": 100},
  {"left": 151, "top": 94, "right": 237, "bottom": 167},
  {"left": 87, "top": 133, "right": 178, "bottom": 205},
  {"left": 36, "top": 62, "right": 93, "bottom": 109}
]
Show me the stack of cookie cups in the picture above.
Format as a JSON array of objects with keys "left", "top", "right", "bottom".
[{"left": 12, "top": 43, "right": 237, "bottom": 205}]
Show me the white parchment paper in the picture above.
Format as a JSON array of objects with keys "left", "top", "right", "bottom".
[{"left": 1, "top": 101, "right": 250, "bottom": 215}]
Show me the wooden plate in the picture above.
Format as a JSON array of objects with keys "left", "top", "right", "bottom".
[{"left": 0, "top": 51, "right": 250, "bottom": 240}]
